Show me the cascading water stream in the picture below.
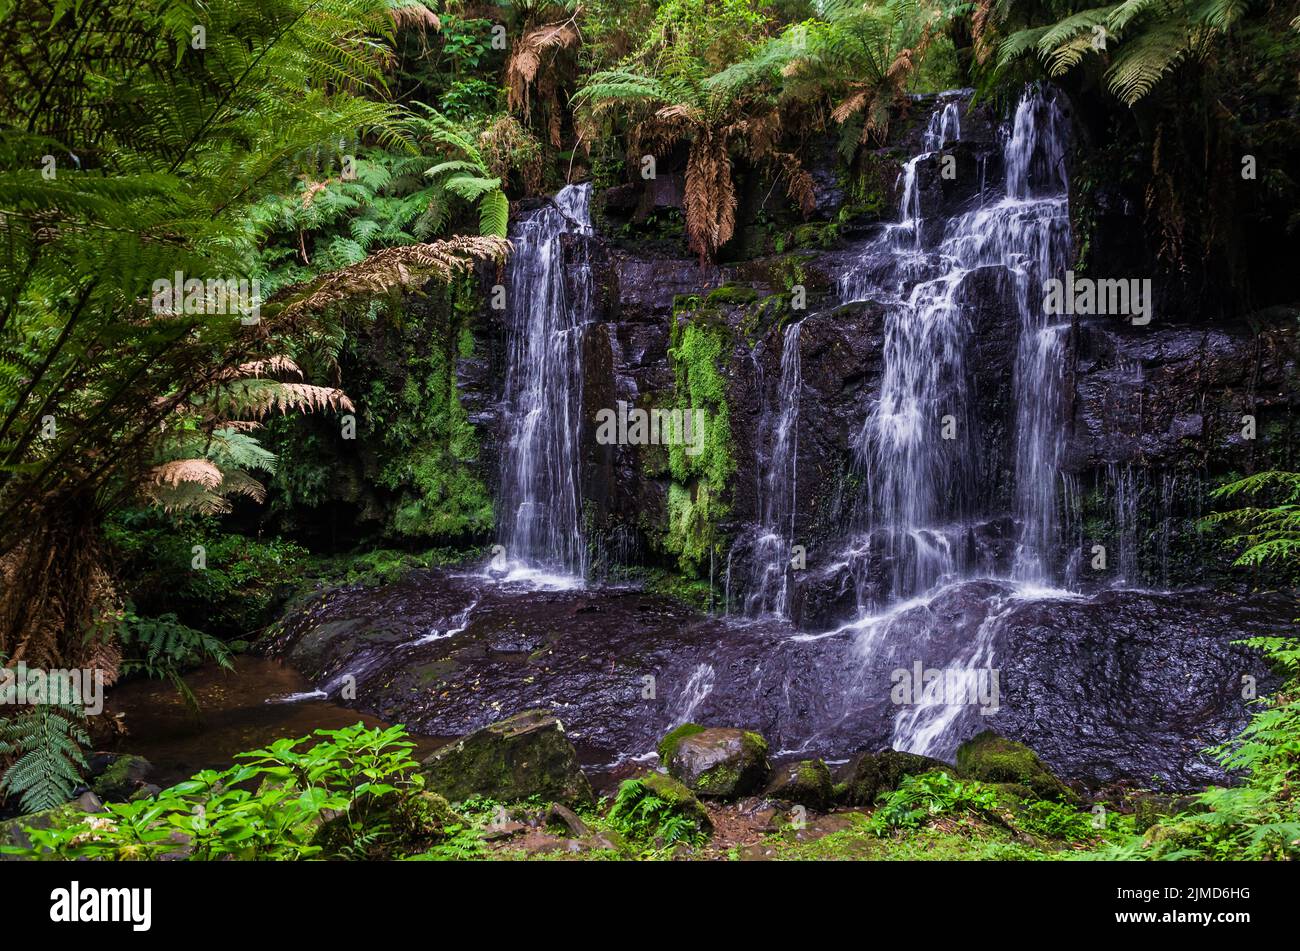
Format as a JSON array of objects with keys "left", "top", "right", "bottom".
[
  {"left": 839, "top": 88, "right": 1071, "bottom": 606},
  {"left": 831, "top": 87, "right": 1074, "bottom": 756},
  {"left": 740, "top": 321, "right": 804, "bottom": 617},
  {"left": 1005, "top": 91, "right": 1073, "bottom": 582},
  {"left": 496, "top": 183, "right": 593, "bottom": 580}
]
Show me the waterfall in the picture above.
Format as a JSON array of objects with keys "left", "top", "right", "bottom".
[
  {"left": 1005, "top": 90, "right": 1073, "bottom": 582},
  {"left": 743, "top": 321, "right": 803, "bottom": 616},
  {"left": 840, "top": 87, "right": 1071, "bottom": 603},
  {"left": 497, "top": 183, "right": 593, "bottom": 579},
  {"left": 830, "top": 87, "right": 1074, "bottom": 757}
]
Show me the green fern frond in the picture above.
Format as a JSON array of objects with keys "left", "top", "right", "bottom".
[
  {"left": 0, "top": 705, "right": 89, "bottom": 813},
  {"left": 1105, "top": 17, "right": 1193, "bottom": 104}
]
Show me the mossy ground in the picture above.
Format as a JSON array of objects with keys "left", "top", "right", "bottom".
[
  {"left": 406, "top": 779, "right": 1129, "bottom": 862},
  {"left": 408, "top": 804, "right": 1115, "bottom": 862}
]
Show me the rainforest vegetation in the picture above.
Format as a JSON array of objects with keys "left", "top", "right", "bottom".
[{"left": 0, "top": 0, "right": 1297, "bottom": 864}]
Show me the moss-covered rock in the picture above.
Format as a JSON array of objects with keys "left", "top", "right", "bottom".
[
  {"left": 989, "top": 782, "right": 1037, "bottom": 807},
  {"left": 420, "top": 709, "right": 594, "bottom": 807},
  {"left": 313, "top": 789, "right": 463, "bottom": 857},
  {"left": 955, "top": 731, "right": 1077, "bottom": 803},
  {"left": 408, "top": 790, "right": 463, "bottom": 836},
  {"left": 762, "top": 759, "right": 834, "bottom": 810},
  {"left": 1126, "top": 792, "right": 1202, "bottom": 833},
  {"left": 659, "top": 726, "right": 770, "bottom": 799},
  {"left": 90, "top": 754, "right": 153, "bottom": 803},
  {"left": 656, "top": 722, "right": 707, "bottom": 763},
  {"left": 0, "top": 797, "right": 98, "bottom": 860},
  {"left": 628, "top": 772, "right": 713, "bottom": 840},
  {"left": 834, "top": 749, "right": 954, "bottom": 806}
]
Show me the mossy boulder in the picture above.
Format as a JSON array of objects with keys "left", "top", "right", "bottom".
[
  {"left": 0, "top": 796, "right": 100, "bottom": 860},
  {"left": 989, "top": 782, "right": 1037, "bottom": 807},
  {"left": 955, "top": 731, "right": 1077, "bottom": 803},
  {"left": 656, "top": 723, "right": 708, "bottom": 762},
  {"left": 628, "top": 772, "right": 713, "bottom": 840},
  {"left": 90, "top": 753, "right": 154, "bottom": 803},
  {"left": 835, "top": 749, "right": 954, "bottom": 806},
  {"left": 313, "top": 789, "right": 463, "bottom": 857},
  {"left": 420, "top": 709, "right": 594, "bottom": 807},
  {"left": 408, "top": 791, "right": 463, "bottom": 836},
  {"left": 762, "top": 759, "right": 834, "bottom": 810},
  {"left": 658, "top": 725, "right": 770, "bottom": 799},
  {"left": 1126, "top": 792, "right": 1202, "bottom": 833}
]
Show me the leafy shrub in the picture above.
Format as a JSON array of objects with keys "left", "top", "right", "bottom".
[
  {"left": 3, "top": 724, "right": 448, "bottom": 860},
  {"left": 870, "top": 770, "right": 1000, "bottom": 833},
  {"left": 607, "top": 778, "right": 709, "bottom": 848},
  {"left": 106, "top": 514, "right": 309, "bottom": 637},
  {"left": 1016, "top": 799, "right": 1098, "bottom": 842}
]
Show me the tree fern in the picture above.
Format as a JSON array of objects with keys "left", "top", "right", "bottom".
[
  {"left": 116, "top": 608, "right": 233, "bottom": 714},
  {"left": 1104, "top": 14, "right": 1192, "bottom": 104},
  {"left": 998, "top": 0, "right": 1264, "bottom": 105},
  {"left": 0, "top": 0, "right": 418, "bottom": 665}
]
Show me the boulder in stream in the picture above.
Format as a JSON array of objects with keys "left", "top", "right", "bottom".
[
  {"left": 420, "top": 709, "right": 594, "bottom": 807},
  {"left": 89, "top": 753, "right": 154, "bottom": 803}
]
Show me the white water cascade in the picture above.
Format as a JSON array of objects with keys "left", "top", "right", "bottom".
[
  {"left": 833, "top": 87, "right": 1075, "bottom": 757},
  {"left": 839, "top": 88, "right": 1072, "bottom": 605},
  {"left": 496, "top": 183, "right": 594, "bottom": 581}
]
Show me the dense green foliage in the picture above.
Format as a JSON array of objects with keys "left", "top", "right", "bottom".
[
  {"left": 869, "top": 770, "right": 1001, "bottom": 832},
  {"left": 4, "top": 724, "right": 447, "bottom": 860},
  {"left": 1, "top": 0, "right": 1296, "bottom": 858}
]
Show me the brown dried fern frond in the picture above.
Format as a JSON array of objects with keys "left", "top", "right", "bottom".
[
  {"left": 684, "top": 134, "right": 737, "bottom": 265},
  {"left": 214, "top": 355, "right": 303, "bottom": 382},
  {"left": 507, "top": 21, "right": 580, "bottom": 110},
  {"left": 148, "top": 458, "right": 224, "bottom": 490},
  {"left": 774, "top": 151, "right": 816, "bottom": 218},
  {"left": 831, "top": 88, "right": 871, "bottom": 125},
  {"left": 271, "top": 236, "right": 510, "bottom": 321},
  {"left": 223, "top": 381, "right": 355, "bottom": 419},
  {"left": 388, "top": 1, "right": 440, "bottom": 33}
]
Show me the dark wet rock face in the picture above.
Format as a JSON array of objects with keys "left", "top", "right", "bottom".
[
  {"left": 978, "top": 589, "right": 1289, "bottom": 787},
  {"left": 274, "top": 571, "right": 1289, "bottom": 790}
]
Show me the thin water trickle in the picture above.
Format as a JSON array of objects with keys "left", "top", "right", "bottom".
[{"left": 743, "top": 320, "right": 804, "bottom": 617}]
